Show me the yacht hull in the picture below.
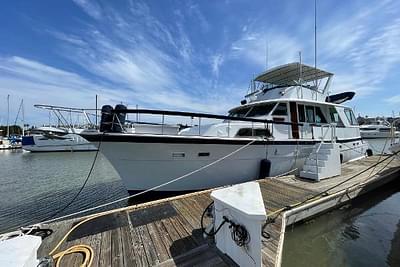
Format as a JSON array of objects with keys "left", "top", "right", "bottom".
[
  {"left": 361, "top": 131, "right": 400, "bottom": 139},
  {"left": 22, "top": 134, "right": 97, "bottom": 152},
  {"left": 84, "top": 134, "right": 367, "bottom": 192}
]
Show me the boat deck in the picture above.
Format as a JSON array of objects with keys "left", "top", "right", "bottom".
[{"left": 37, "top": 155, "right": 400, "bottom": 266}]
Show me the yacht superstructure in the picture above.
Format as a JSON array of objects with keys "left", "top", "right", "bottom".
[
  {"left": 360, "top": 120, "right": 400, "bottom": 139},
  {"left": 81, "top": 63, "right": 368, "bottom": 192}
]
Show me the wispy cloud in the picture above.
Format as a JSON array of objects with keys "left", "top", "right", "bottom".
[
  {"left": 211, "top": 54, "right": 224, "bottom": 78},
  {"left": 0, "top": 0, "right": 240, "bottom": 123},
  {"left": 2, "top": 0, "right": 400, "bottom": 122},
  {"left": 385, "top": 95, "right": 400, "bottom": 104},
  {"left": 0, "top": 56, "right": 114, "bottom": 123},
  {"left": 230, "top": 31, "right": 302, "bottom": 69},
  {"left": 72, "top": 0, "right": 103, "bottom": 19}
]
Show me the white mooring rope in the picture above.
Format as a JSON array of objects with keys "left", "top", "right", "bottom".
[{"left": 33, "top": 138, "right": 259, "bottom": 226}]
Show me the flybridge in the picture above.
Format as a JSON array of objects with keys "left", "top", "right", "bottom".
[
  {"left": 245, "top": 62, "right": 334, "bottom": 103},
  {"left": 246, "top": 62, "right": 333, "bottom": 100},
  {"left": 254, "top": 62, "right": 333, "bottom": 86}
]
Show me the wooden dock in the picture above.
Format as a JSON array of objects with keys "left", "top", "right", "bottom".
[{"left": 36, "top": 155, "right": 400, "bottom": 266}]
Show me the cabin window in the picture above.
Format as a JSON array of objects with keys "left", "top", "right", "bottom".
[
  {"left": 236, "top": 128, "right": 271, "bottom": 137},
  {"left": 298, "top": 105, "right": 305, "bottom": 122},
  {"left": 246, "top": 103, "right": 276, "bottom": 117},
  {"left": 305, "top": 106, "right": 315, "bottom": 123},
  {"left": 272, "top": 103, "right": 287, "bottom": 116},
  {"left": 315, "top": 107, "right": 327, "bottom": 123},
  {"left": 344, "top": 109, "right": 358, "bottom": 125},
  {"left": 228, "top": 107, "right": 251, "bottom": 118},
  {"left": 329, "top": 107, "right": 344, "bottom": 126}
]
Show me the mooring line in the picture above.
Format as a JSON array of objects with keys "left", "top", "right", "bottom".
[{"left": 35, "top": 138, "right": 259, "bottom": 226}]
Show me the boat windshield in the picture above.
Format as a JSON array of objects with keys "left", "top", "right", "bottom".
[{"left": 229, "top": 102, "right": 276, "bottom": 118}]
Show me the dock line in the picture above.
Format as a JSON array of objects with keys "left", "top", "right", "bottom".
[
  {"left": 44, "top": 132, "right": 105, "bottom": 221},
  {"left": 266, "top": 149, "right": 400, "bottom": 222},
  {"left": 25, "top": 138, "right": 259, "bottom": 267},
  {"left": 37, "top": 138, "right": 258, "bottom": 226}
]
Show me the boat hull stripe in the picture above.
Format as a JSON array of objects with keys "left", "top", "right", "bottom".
[{"left": 81, "top": 134, "right": 362, "bottom": 145}]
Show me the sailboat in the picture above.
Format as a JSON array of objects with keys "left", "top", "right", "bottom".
[{"left": 0, "top": 95, "right": 22, "bottom": 150}]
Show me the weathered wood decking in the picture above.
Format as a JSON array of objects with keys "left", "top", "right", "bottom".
[{"left": 37, "top": 156, "right": 400, "bottom": 266}]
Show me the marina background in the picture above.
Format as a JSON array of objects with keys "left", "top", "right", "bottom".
[{"left": 0, "top": 139, "right": 399, "bottom": 266}]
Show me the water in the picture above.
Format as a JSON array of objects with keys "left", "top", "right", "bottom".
[
  {"left": 1, "top": 147, "right": 400, "bottom": 266},
  {"left": 0, "top": 149, "right": 128, "bottom": 233},
  {"left": 282, "top": 180, "right": 400, "bottom": 267},
  {"left": 282, "top": 139, "right": 400, "bottom": 267}
]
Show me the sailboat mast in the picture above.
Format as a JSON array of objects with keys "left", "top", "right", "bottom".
[
  {"left": 21, "top": 99, "right": 25, "bottom": 136},
  {"left": 6, "top": 94, "right": 10, "bottom": 138}
]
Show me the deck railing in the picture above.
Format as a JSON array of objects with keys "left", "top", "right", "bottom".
[{"left": 109, "top": 108, "right": 336, "bottom": 141}]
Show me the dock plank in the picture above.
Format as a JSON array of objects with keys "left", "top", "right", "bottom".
[
  {"left": 131, "top": 225, "right": 151, "bottom": 266},
  {"left": 146, "top": 221, "right": 171, "bottom": 263},
  {"left": 98, "top": 230, "right": 112, "bottom": 267},
  {"left": 120, "top": 221, "right": 137, "bottom": 267},
  {"left": 111, "top": 228, "right": 124, "bottom": 267}
]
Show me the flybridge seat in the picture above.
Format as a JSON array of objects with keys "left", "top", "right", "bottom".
[{"left": 254, "top": 62, "right": 333, "bottom": 86}]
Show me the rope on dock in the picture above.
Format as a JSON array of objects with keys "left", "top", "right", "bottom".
[
  {"left": 265, "top": 149, "right": 400, "bottom": 221},
  {"left": 14, "top": 138, "right": 259, "bottom": 267},
  {"left": 37, "top": 138, "right": 258, "bottom": 226},
  {"left": 44, "top": 133, "right": 105, "bottom": 222}
]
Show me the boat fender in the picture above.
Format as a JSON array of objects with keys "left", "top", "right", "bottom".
[
  {"left": 113, "top": 104, "right": 127, "bottom": 132},
  {"left": 259, "top": 159, "right": 271, "bottom": 179},
  {"left": 366, "top": 148, "right": 373, "bottom": 157}
]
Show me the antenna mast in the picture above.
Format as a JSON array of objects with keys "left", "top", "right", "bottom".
[
  {"left": 314, "top": 0, "right": 317, "bottom": 78},
  {"left": 265, "top": 38, "right": 269, "bottom": 70}
]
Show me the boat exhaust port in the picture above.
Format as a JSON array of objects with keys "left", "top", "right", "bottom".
[{"left": 202, "top": 181, "right": 267, "bottom": 267}]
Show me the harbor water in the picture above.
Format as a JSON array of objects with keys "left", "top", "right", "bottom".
[
  {"left": 0, "top": 138, "right": 399, "bottom": 266},
  {"left": 0, "top": 149, "right": 128, "bottom": 233}
]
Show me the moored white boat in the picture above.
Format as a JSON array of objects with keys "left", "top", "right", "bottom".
[
  {"left": 22, "top": 126, "right": 97, "bottom": 152},
  {"left": 81, "top": 63, "right": 369, "bottom": 192},
  {"left": 360, "top": 120, "right": 400, "bottom": 139}
]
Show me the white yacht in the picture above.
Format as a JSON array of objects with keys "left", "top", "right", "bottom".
[
  {"left": 360, "top": 120, "right": 400, "bottom": 139},
  {"left": 81, "top": 63, "right": 368, "bottom": 193},
  {"left": 22, "top": 126, "right": 97, "bottom": 152}
]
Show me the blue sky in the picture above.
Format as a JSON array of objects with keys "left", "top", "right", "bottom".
[{"left": 0, "top": 0, "right": 400, "bottom": 125}]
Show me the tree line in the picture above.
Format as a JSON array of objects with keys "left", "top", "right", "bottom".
[{"left": 0, "top": 125, "right": 23, "bottom": 136}]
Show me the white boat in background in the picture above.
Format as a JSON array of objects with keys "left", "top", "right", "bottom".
[
  {"left": 81, "top": 62, "right": 369, "bottom": 193},
  {"left": 360, "top": 120, "right": 400, "bottom": 139},
  {"left": 22, "top": 105, "right": 98, "bottom": 152},
  {"left": 0, "top": 95, "right": 23, "bottom": 150},
  {"left": 22, "top": 126, "right": 97, "bottom": 152}
]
